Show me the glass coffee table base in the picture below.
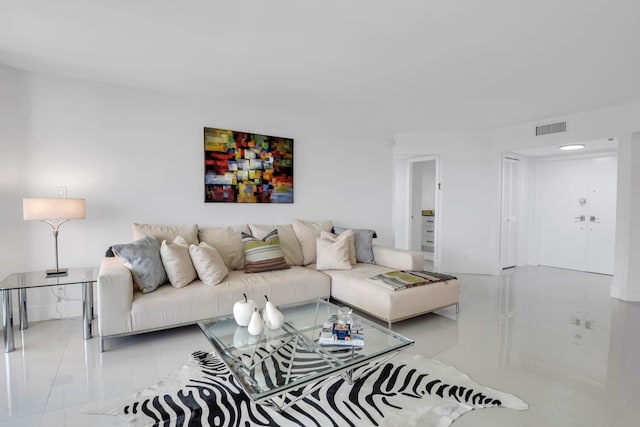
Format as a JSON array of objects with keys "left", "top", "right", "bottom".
[
  {"left": 199, "top": 299, "right": 414, "bottom": 412},
  {"left": 262, "top": 349, "right": 402, "bottom": 413},
  {"left": 2, "top": 290, "right": 15, "bottom": 353}
]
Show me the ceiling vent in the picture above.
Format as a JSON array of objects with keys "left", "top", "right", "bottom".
[{"left": 535, "top": 121, "right": 567, "bottom": 136}]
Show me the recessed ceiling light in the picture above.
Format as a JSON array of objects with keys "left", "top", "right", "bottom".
[{"left": 559, "top": 144, "right": 585, "bottom": 151}]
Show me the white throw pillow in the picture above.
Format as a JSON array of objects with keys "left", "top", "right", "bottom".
[
  {"left": 333, "top": 226, "right": 377, "bottom": 264},
  {"left": 160, "top": 236, "right": 197, "bottom": 288},
  {"left": 189, "top": 242, "right": 229, "bottom": 286},
  {"left": 198, "top": 225, "right": 250, "bottom": 270},
  {"left": 320, "top": 230, "right": 356, "bottom": 264},
  {"left": 292, "top": 219, "right": 333, "bottom": 265},
  {"left": 248, "top": 223, "right": 304, "bottom": 266},
  {"left": 316, "top": 235, "right": 352, "bottom": 270}
]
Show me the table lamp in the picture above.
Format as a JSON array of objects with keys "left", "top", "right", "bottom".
[{"left": 23, "top": 198, "right": 86, "bottom": 276}]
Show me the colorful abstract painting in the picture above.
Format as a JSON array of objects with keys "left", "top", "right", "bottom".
[{"left": 204, "top": 127, "right": 294, "bottom": 203}]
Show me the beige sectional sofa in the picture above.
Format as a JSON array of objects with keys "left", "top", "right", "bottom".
[{"left": 96, "top": 221, "right": 459, "bottom": 351}]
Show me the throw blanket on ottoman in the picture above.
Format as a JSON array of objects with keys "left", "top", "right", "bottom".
[{"left": 369, "top": 270, "right": 457, "bottom": 291}]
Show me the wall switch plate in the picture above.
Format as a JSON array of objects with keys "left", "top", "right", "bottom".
[{"left": 55, "top": 186, "right": 67, "bottom": 198}]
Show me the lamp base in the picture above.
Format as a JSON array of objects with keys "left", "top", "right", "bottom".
[{"left": 46, "top": 268, "right": 68, "bottom": 277}]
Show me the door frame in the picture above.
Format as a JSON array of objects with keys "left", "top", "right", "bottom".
[{"left": 406, "top": 155, "right": 442, "bottom": 271}]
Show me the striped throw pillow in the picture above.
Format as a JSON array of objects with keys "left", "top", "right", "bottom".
[{"left": 241, "top": 230, "right": 290, "bottom": 273}]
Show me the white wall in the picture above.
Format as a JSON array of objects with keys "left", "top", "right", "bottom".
[
  {"left": 492, "top": 101, "right": 640, "bottom": 301},
  {"left": 491, "top": 103, "right": 630, "bottom": 152},
  {"left": 0, "top": 64, "right": 28, "bottom": 330},
  {"left": 0, "top": 64, "right": 27, "bottom": 280},
  {"left": 393, "top": 100, "right": 640, "bottom": 301},
  {"left": 612, "top": 100, "right": 640, "bottom": 301},
  {"left": 613, "top": 133, "right": 640, "bottom": 300},
  {"left": 3, "top": 70, "right": 397, "bottom": 321},
  {"left": 393, "top": 131, "right": 501, "bottom": 275},
  {"left": 5, "top": 67, "right": 640, "bottom": 325}
]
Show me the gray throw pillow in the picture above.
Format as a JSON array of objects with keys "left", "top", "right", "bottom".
[
  {"left": 111, "top": 235, "right": 168, "bottom": 293},
  {"left": 333, "top": 226, "right": 377, "bottom": 264}
]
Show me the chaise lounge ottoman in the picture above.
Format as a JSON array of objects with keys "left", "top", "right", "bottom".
[{"left": 319, "top": 246, "right": 460, "bottom": 328}]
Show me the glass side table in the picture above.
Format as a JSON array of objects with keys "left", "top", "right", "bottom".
[{"left": 1, "top": 267, "right": 98, "bottom": 353}]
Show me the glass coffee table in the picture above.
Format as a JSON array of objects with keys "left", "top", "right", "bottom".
[{"left": 197, "top": 299, "right": 413, "bottom": 411}]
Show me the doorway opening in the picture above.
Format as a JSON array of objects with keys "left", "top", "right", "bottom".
[{"left": 407, "top": 156, "right": 441, "bottom": 271}]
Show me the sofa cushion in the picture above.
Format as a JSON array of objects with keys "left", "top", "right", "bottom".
[
  {"left": 132, "top": 223, "right": 199, "bottom": 246},
  {"left": 198, "top": 225, "right": 249, "bottom": 270},
  {"left": 242, "top": 230, "right": 290, "bottom": 273},
  {"left": 160, "top": 236, "right": 197, "bottom": 288},
  {"left": 128, "top": 267, "right": 331, "bottom": 333},
  {"left": 316, "top": 232, "right": 352, "bottom": 270},
  {"left": 320, "top": 230, "right": 356, "bottom": 264},
  {"left": 333, "top": 226, "right": 376, "bottom": 264},
  {"left": 111, "top": 235, "right": 168, "bottom": 294},
  {"left": 292, "top": 219, "right": 333, "bottom": 265},
  {"left": 189, "top": 242, "right": 229, "bottom": 286},
  {"left": 248, "top": 223, "right": 304, "bottom": 266}
]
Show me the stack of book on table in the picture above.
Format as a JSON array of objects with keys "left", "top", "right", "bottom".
[{"left": 319, "top": 321, "right": 364, "bottom": 347}]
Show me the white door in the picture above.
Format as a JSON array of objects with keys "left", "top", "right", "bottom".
[
  {"left": 539, "top": 159, "right": 590, "bottom": 271},
  {"left": 585, "top": 157, "right": 617, "bottom": 274},
  {"left": 538, "top": 156, "right": 617, "bottom": 274},
  {"left": 500, "top": 157, "right": 520, "bottom": 268}
]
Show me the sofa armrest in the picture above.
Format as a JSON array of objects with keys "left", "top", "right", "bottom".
[
  {"left": 372, "top": 245, "right": 424, "bottom": 271},
  {"left": 97, "top": 257, "right": 133, "bottom": 337}
]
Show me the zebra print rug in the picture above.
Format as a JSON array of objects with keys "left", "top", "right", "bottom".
[{"left": 82, "top": 350, "right": 527, "bottom": 426}]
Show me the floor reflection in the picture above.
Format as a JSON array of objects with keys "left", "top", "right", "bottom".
[
  {"left": 509, "top": 267, "right": 613, "bottom": 387},
  {"left": 2, "top": 265, "right": 640, "bottom": 427}
]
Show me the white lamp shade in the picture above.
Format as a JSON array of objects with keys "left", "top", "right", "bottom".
[{"left": 23, "top": 198, "right": 86, "bottom": 221}]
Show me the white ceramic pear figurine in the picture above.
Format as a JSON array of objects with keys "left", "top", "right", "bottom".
[
  {"left": 263, "top": 295, "right": 284, "bottom": 330},
  {"left": 262, "top": 298, "right": 270, "bottom": 324},
  {"left": 233, "top": 293, "right": 257, "bottom": 327},
  {"left": 261, "top": 294, "right": 272, "bottom": 325},
  {"left": 247, "top": 308, "right": 264, "bottom": 336}
]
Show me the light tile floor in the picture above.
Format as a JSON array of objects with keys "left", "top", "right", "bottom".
[{"left": 2, "top": 266, "right": 640, "bottom": 426}]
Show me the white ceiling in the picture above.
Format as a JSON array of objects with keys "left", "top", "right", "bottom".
[{"left": 1, "top": 0, "right": 639, "bottom": 133}]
